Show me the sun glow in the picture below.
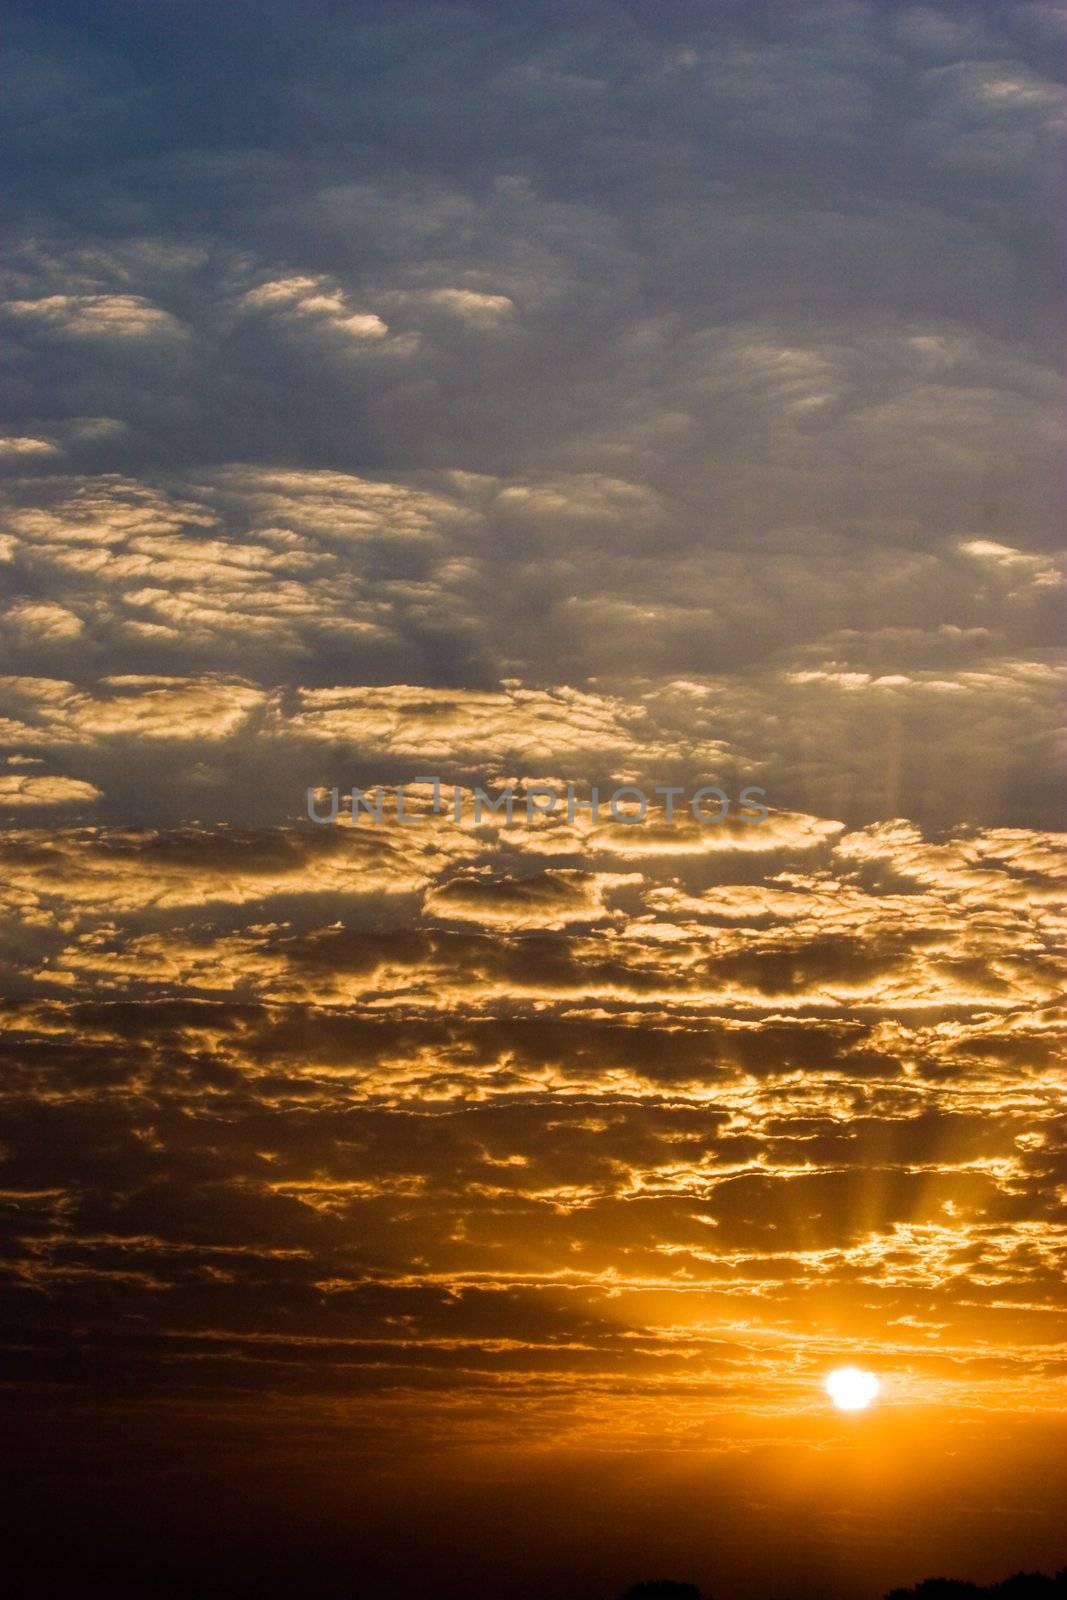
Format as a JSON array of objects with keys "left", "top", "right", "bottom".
[{"left": 825, "top": 1366, "right": 880, "bottom": 1412}]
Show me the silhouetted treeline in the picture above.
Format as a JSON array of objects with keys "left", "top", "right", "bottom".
[
  {"left": 615, "top": 1573, "right": 1067, "bottom": 1600},
  {"left": 885, "top": 1573, "right": 1067, "bottom": 1600}
]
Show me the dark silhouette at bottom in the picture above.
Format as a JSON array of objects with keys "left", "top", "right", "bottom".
[
  {"left": 884, "top": 1574, "right": 1067, "bottom": 1599},
  {"left": 614, "top": 1574, "right": 1067, "bottom": 1600}
]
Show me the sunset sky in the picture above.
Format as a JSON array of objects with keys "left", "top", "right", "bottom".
[{"left": 1, "top": 3, "right": 1064, "bottom": 1598}]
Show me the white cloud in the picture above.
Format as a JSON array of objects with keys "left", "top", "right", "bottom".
[
  {"left": 0, "top": 436, "right": 60, "bottom": 459},
  {"left": 2, "top": 294, "right": 184, "bottom": 338},
  {"left": 241, "top": 275, "right": 389, "bottom": 340}
]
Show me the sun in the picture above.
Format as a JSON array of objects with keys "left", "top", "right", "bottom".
[{"left": 825, "top": 1366, "right": 880, "bottom": 1412}]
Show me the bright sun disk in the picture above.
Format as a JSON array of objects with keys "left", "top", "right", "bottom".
[{"left": 825, "top": 1365, "right": 880, "bottom": 1411}]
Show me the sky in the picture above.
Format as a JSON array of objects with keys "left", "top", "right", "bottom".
[{"left": 0, "top": 3, "right": 1064, "bottom": 1598}]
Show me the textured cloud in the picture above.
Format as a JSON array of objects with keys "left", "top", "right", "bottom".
[
  {"left": 0, "top": 674, "right": 266, "bottom": 744},
  {"left": 0, "top": 434, "right": 59, "bottom": 459},
  {"left": 0, "top": 772, "right": 100, "bottom": 807},
  {"left": 2, "top": 293, "right": 184, "bottom": 339},
  {"left": 424, "top": 868, "right": 641, "bottom": 929}
]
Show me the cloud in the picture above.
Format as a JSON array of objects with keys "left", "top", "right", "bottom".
[
  {"left": 2, "top": 293, "right": 184, "bottom": 339},
  {"left": 0, "top": 674, "right": 266, "bottom": 744},
  {"left": 240, "top": 275, "right": 392, "bottom": 342},
  {"left": 1, "top": 601, "right": 84, "bottom": 641},
  {"left": 280, "top": 682, "right": 667, "bottom": 763},
  {"left": 382, "top": 287, "right": 516, "bottom": 323},
  {"left": 424, "top": 868, "right": 640, "bottom": 928},
  {"left": 0, "top": 435, "right": 59, "bottom": 460},
  {"left": 0, "top": 773, "right": 101, "bottom": 808}
]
